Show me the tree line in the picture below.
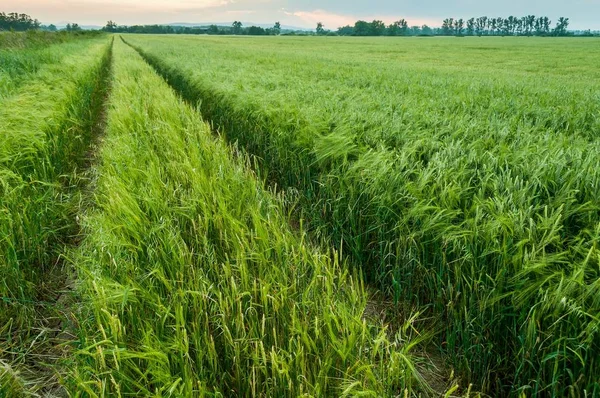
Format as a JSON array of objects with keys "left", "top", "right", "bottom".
[
  {"left": 2, "top": 11, "right": 595, "bottom": 37},
  {"left": 335, "top": 20, "right": 427, "bottom": 36},
  {"left": 0, "top": 12, "right": 41, "bottom": 31},
  {"left": 331, "top": 15, "right": 572, "bottom": 36},
  {"left": 102, "top": 20, "right": 284, "bottom": 36},
  {"left": 440, "top": 16, "right": 570, "bottom": 36},
  {"left": 0, "top": 12, "right": 86, "bottom": 32}
]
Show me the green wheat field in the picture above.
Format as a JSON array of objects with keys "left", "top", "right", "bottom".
[{"left": 1, "top": 33, "right": 599, "bottom": 397}]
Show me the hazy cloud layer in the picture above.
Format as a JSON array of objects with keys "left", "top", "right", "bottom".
[{"left": 1, "top": 0, "right": 597, "bottom": 29}]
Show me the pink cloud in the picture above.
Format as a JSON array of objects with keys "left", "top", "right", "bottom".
[{"left": 282, "top": 9, "right": 439, "bottom": 29}]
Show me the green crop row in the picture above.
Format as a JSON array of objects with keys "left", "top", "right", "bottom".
[
  {"left": 124, "top": 35, "right": 600, "bottom": 396},
  {"left": 66, "top": 38, "right": 427, "bottom": 396},
  {"left": 0, "top": 36, "right": 112, "bottom": 395}
]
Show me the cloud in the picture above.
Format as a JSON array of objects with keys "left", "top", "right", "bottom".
[
  {"left": 226, "top": 9, "right": 257, "bottom": 15},
  {"left": 283, "top": 9, "right": 356, "bottom": 27},
  {"left": 282, "top": 9, "right": 438, "bottom": 29}
]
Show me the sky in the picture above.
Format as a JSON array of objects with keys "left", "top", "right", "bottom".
[{"left": 2, "top": 0, "right": 599, "bottom": 30}]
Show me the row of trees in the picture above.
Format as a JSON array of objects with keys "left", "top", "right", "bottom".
[
  {"left": 0, "top": 12, "right": 41, "bottom": 31},
  {"left": 440, "top": 16, "right": 569, "bottom": 36},
  {"left": 0, "top": 11, "right": 584, "bottom": 38},
  {"left": 330, "top": 15, "right": 571, "bottom": 37},
  {"left": 230, "top": 21, "right": 282, "bottom": 35},
  {"left": 103, "top": 21, "right": 177, "bottom": 34},
  {"left": 334, "top": 21, "right": 433, "bottom": 36},
  {"left": 65, "top": 23, "right": 83, "bottom": 32},
  {"left": 0, "top": 12, "right": 84, "bottom": 32},
  {"left": 102, "top": 20, "right": 284, "bottom": 36}
]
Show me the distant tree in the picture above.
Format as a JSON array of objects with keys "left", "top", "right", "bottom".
[
  {"left": 553, "top": 17, "right": 569, "bottom": 36},
  {"left": 534, "top": 17, "right": 542, "bottom": 34},
  {"left": 66, "top": 23, "right": 82, "bottom": 31},
  {"left": 454, "top": 18, "right": 464, "bottom": 35},
  {"left": 466, "top": 18, "right": 475, "bottom": 35},
  {"left": 397, "top": 19, "right": 409, "bottom": 35},
  {"left": 316, "top": 22, "right": 325, "bottom": 35},
  {"left": 543, "top": 17, "right": 552, "bottom": 34},
  {"left": 232, "top": 21, "right": 242, "bottom": 35},
  {"left": 207, "top": 24, "right": 219, "bottom": 34},
  {"left": 273, "top": 21, "right": 281, "bottom": 35},
  {"left": 247, "top": 25, "right": 266, "bottom": 35},
  {"left": 387, "top": 19, "right": 407, "bottom": 36},
  {"left": 495, "top": 17, "right": 504, "bottom": 35},
  {"left": 441, "top": 18, "right": 454, "bottom": 35},
  {"left": 506, "top": 16, "right": 518, "bottom": 35},
  {"left": 524, "top": 15, "right": 536, "bottom": 35},
  {"left": 104, "top": 20, "right": 117, "bottom": 32},
  {"left": 387, "top": 22, "right": 399, "bottom": 36},
  {"left": 512, "top": 16, "right": 520, "bottom": 35},
  {"left": 488, "top": 18, "right": 496, "bottom": 35},
  {"left": 421, "top": 24, "right": 433, "bottom": 36},
  {"left": 409, "top": 25, "right": 421, "bottom": 35},
  {"left": 535, "top": 16, "right": 551, "bottom": 35},
  {"left": 368, "top": 20, "right": 385, "bottom": 36},
  {"left": 353, "top": 20, "right": 370, "bottom": 36},
  {"left": 518, "top": 18, "right": 525, "bottom": 35},
  {"left": 47, "top": 24, "right": 57, "bottom": 31},
  {"left": 337, "top": 25, "right": 353, "bottom": 35},
  {"left": 473, "top": 17, "right": 485, "bottom": 36},
  {"left": 501, "top": 17, "right": 511, "bottom": 35}
]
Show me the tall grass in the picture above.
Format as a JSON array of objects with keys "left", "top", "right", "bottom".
[
  {"left": 124, "top": 35, "right": 600, "bottom": 395},
  {"left": 67, "top": 39, "right": 426, "bottom": 396},
  {"left": 0, "top": 36, "right": 112, "bottom": 395},
  {"left": 0, "top": 32, "right": 106, "bottom": 99},
  {"left": 0, "top": 30, "right": 99, "bottom": 49}
]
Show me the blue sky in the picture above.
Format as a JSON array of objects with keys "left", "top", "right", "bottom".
[{"left": 2, "top": 0, "right": 598, "bottom": 30}]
